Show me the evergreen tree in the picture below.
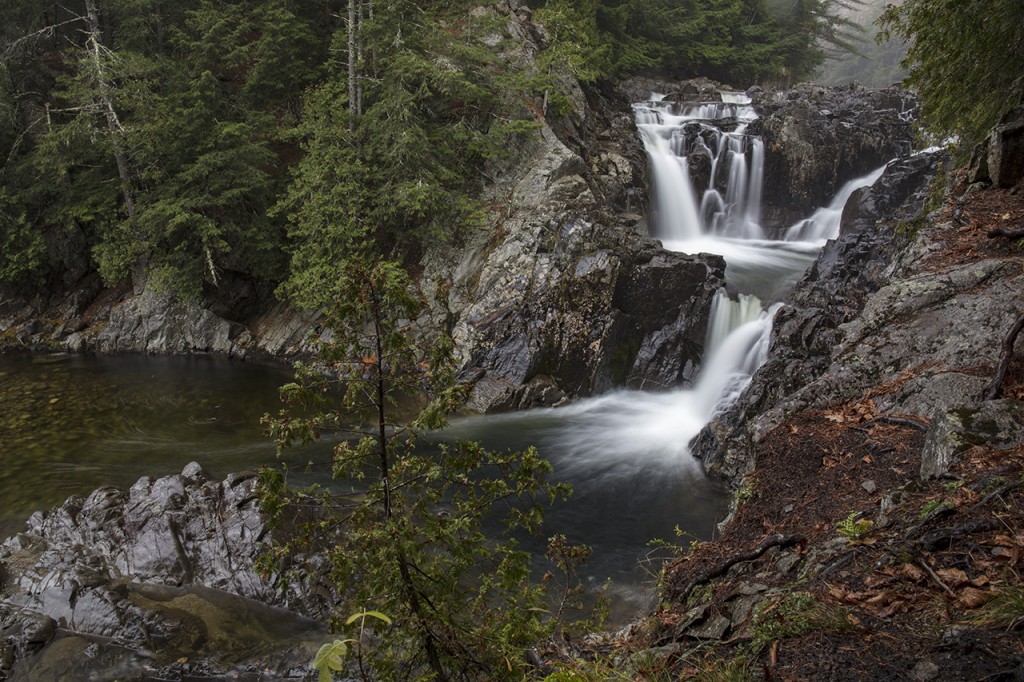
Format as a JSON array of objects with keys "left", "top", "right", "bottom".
[
  {"left": 260, "top": 258, "right": 579, "bottom": 681},
  {"left": 880, "top": 0, "right": 1024, "bottom": 148},
  {"left": 275, "top": 1, "right": 537, "bottom": 310}
]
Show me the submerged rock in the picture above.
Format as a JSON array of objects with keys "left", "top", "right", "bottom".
[{"left": 0, "top": 464, "right": 332, "bottom": 680}]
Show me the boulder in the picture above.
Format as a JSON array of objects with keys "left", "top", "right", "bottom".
[
  {"left": 749, "top": 84, "right": 917, "bottom": 229},
  {"left": 921, "top": 401, "right": 1024, "bottom": 479},
  {"left": 0, "top": 464, "right": 334, "bottom": 679},
  {"left": 988, "top": 107, "right": 1024, "bottom": 188}
]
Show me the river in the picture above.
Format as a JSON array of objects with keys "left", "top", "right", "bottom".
[{"left": 0, "top": 350, "right": 729, "bottom": 616}]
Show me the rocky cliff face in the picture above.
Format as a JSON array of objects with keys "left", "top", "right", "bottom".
[
  {"left": 421, "top": 74, "right": 726, "bottom": 412},
  {"left": 750, "top": 83, "right": 918, "bottom": 230}
]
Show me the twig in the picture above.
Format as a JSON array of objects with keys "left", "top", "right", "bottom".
[
  {"left": 980, "top": 311, "right": 1024, "bottom": 401},
  {"left": 917, "top": 557, "right": 955, "bottom": 597},
  {"left": 976, "top": 480, "right": 1024, "bottom": 507}
]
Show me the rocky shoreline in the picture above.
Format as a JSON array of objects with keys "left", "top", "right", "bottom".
[
  {"left": 0, "top": 463, "right": 335, "bottom": 680},
  {"left": 0, "top": 76, "right": 944, "bottom": 678}
]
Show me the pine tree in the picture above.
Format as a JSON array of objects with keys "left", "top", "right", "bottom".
[
  {"left": 260, "top": 257, "right": 576, "bottom": 681},
  {"left": 880, "top": 0, "right": 1024, "bottom": 148}
]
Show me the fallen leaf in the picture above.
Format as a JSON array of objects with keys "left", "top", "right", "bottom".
[
  {"left": 862, "top": 454, "right": 874, "bottom": 464},
  {"left": 865, "top": 590, "right": 897, "bottom": 606},
  {"left": 865, "top": 574, "right": 892, "bottom": 589},
  {"left": 828, "top": 585, "right": 850, "bottom": 601},
  {"left": 991, "top": 547, "right": 1014, "bottom": 559},
  {"left": 994, "top": 534, "right": 1017, "bottom": 547},
  {"left": 936, "top": 568, "right": 970, "bottom": 587},
  {"left": 957, "top": 587, "right": 994, "bottom": 609},
  {"left": 899, "top": 563, "right": 926, "bottom": 583}
]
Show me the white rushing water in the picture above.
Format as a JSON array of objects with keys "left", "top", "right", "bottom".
[
  {"left": 455, "top": 92, "right": 891, "bottom": 474},
  {"left": 439, "top": 90, "right": 892, "bottom": 590},
  {"left": 635, "top": 94, "right": 888, "bottom": 299},
  {"left": 783, "top": 164, "right": 888, "bottom": 242}
]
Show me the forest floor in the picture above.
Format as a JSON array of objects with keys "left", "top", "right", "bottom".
[{"left": 547, "top": 178, "right": 1024, "bottom": 679}]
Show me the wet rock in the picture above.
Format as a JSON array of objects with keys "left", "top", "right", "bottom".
[
  {"left": 750, "top": 84, "right": 916, "bottom": 228},
  {"left": 0, "top": 464, "right": 332, "bottom": 679},
  {"left": 696, "top": 150, "right": 946, "bottom": 480}
]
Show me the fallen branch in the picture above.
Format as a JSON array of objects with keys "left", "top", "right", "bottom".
[
  {"left": 917, "top": 558, "right": 956, "bottom": 597},
  {"left": 987, "top": 226, "right": 1024, "bottom": 239},
  {"left": 918, "top": 519, "right": 1002, "bottom": 551},
  {"left": 980, "top": 311, "right": 1024, "bottom": 401},
  {"left": 975, "top": 480, "right": 1024, "bottom": 508},
  {"left": 672, "top": 534, "right": 806, "bottom": 602}
]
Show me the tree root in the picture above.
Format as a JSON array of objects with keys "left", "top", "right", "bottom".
[
  {"left": 980, "top": 311, "right": 1024, "bottom": 401},
  {"left": 672, "top": 534, "right": 806, "bottom": 602},
  {"left": 987, "top": 226, "right": 1024, "bottom": 239},
  {"left": 866, "top": 415, "right": 930, "bottom": 431}
]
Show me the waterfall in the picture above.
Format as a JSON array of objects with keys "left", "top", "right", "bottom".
[
  {"left": 443, "top": 292, "right": 778, "bottom": 473},
  {"left": 436, "top": 88, "right": 896, "bottom": 589},
  {"left": 636, "top": 96, "right": 764, "bottom": 241},
  {"left": 625, "top": 89, "right": 891, "bottom": 448},
  {"left": 783, "top": 165, "right": 888, "bottom": 242}
]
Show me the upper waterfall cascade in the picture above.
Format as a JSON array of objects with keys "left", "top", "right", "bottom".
[
  {"left": 634, "top": 93, "right": 889, "bottom": 301},
  {"left": 436, "top": 88, "right": 894, "bottom": 587}
]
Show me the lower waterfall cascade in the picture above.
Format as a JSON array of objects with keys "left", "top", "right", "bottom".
[{"left": 439, "top": 88, "right": 893, "bottom": 590}]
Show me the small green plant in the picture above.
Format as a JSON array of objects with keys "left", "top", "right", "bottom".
[
  {"left": 692, "top": 652, "right": 753, "bottom": 682},
  {"left": 749, "top": 592, "right": 852, "bottom": 654},
  {"left": 260, "top": 258, "right": 579, "bottom": 681},
  {"left": 736, "top": 476, "right": 759, "bottom": 505},
  {"left": 918, "top": 498, "right": 947, "bottom": 519},
  {"left": 836, "top": 512, "right": 873, "bottom": 540},
  {"left": 312, "top": 611, "right": 393, "bottom": 682}
]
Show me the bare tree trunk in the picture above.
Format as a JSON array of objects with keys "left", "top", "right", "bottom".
[
  {"left": 348, "top": 0, "right": 357, "bottom": 129},
  {"left": 84, "top": 0, "right": 146, "bottom": 290},
  {"left": 356, "top": 0, "right": 364, "bottom": 117},
  {"left": 83, "top": 0, "right": 135, "bottom": 225}
]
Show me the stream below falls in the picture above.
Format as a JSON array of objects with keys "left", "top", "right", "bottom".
[{"left": 0, "top": 88, "right": 892, "bottom": 673}]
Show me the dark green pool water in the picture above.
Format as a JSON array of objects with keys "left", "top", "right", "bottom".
[
  {"left": 0, "top": 352, "right": 294, "bottom": 538},
  {"left": 0, "top": 351, "right": 729, "bottom": 608}
]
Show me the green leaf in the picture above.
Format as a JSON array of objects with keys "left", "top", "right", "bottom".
[{"left": 346, "top": 610, "right": 393, "bottom": 626}]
